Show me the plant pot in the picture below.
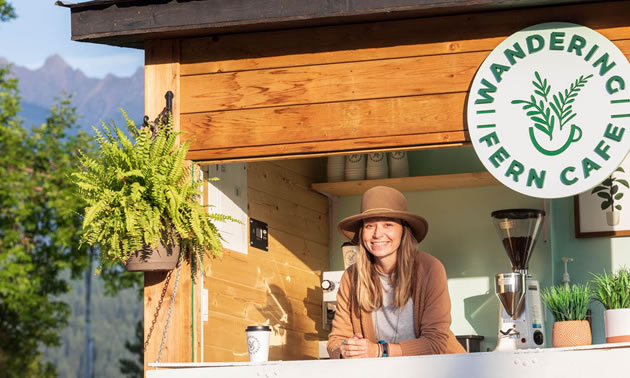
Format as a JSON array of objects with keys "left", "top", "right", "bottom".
[
  {"left": 552, "top": 320, "right": 592, "bottom": 347},
  {"left": 125, "top": 242, "right": 180, "bottom": 272},
  {"left": 605, "top": 308, "right": 630, "bottom": 343},
  {"left": 606, "top": 211, "right": 620, "bottom": 226}
]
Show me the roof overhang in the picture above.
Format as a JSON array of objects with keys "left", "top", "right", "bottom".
[{"left": 57, "top": 0, "right": 607, "bottom": 49}]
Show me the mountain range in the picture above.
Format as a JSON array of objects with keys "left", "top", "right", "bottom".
[{"left": 0, "top": 55, "right": 144, "bottom": 133}]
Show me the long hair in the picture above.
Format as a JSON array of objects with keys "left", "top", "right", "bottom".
[{"left": 354, "top": 222, "right": 419, "bottom": 312}]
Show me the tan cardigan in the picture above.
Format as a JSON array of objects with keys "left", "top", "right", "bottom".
[{"left": 327, "top": 251, "right": 466, "bottom": 358}]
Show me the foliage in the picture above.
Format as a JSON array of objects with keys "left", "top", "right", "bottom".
[
  {"left": 71, "top": 113, "right": 235, "bottom": 271},
  {"left": 591, "top": 167, "right": 629, "bottom": 212},
  {"left": 591, "top": 267, "right": 630, "bottom": 310},
  {"left": 119, "top": 320, "right": 144, "bottom": 378},
  {"left": 0, "top": 0, "right": 15, "bottom": 22},
  {"left": 0, "top": 64, "right": 93, "bottom": 376},
  {"left": 42, "top": 274, "right": 142, "bottom": 378},
  {"left": 541, "top": 284, "right": 590, "bottom": 322},
  {"left": 512, "top": 71, "right": 592, "bottom": 140}
]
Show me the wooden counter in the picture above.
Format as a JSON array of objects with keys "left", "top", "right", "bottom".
[{"left": 147, "top": 342, "right": 630, "bottom": 378}]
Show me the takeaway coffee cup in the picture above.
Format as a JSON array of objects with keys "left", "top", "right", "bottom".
[{"left": 246, "top": 325, "right": 271, "bottom": 362}]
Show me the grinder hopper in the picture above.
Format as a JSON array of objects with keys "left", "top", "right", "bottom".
[{"left": 492, "top": 209, "right": 545, "bottom": 319}]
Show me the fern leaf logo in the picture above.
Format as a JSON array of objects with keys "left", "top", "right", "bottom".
[{"left": 512, "top": 71, "right": 593, "bottom": 156}]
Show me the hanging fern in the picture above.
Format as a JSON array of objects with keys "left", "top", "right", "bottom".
[{"left": 71, "top": 109, "right": 237, "bottom": 272}]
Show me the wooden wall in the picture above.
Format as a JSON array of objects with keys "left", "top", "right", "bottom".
[
  {"left": 144, "top": 39, "right": 203, "bottom": 372},
  {"left": 202, "top": 158, "right": 329, "bottom": 361},
  {"left": 179, "top": 0, "right": 630, "bottom": 162}
]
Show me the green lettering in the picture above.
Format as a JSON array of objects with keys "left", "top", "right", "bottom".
[
  {"left": 606, "top": 75, "right": 625, "bottom": 95},
  {"left": 604, "top": 123, "right": 625, "bottom": 142},
  {"left": 504, "top": 42, "right": 526, "bottom": 65},
  {"left": 585, "top": 44, "right": 599, "bottom": 61},
  {"left": 549, "top": 32, "right": 565, "bottom": 51},
  {"left": 567, "top": 34, "right": 586, "bottom": 56},
  {"left": 593, "top": 53, "right": 616, "bottom": 76},
  {"left": 526, "top": 169, "right": 546, "bottom": 189},
  {"left": 594, "top": 140, "right": 611, "bottom": 161},
  {"left": 505, "top": 160, "right": 525, "bottom": 182},
  {"left": 475, "top": 78, "right": 497, "bottom": 104},
  {"left": 582, "top": 157, "right": 601, "bottom": 178},
  {"left": 526, "top": 34, "right": 545, "bottom": 54},
  {"left": 491, "top": 63, "right": 511, "bottom": 83},
  {"left": 560, "top": 166, "right": 578, "bottom": 185},
  {"left": 479, "top": 131, "right": 500, "bottom": 147},
  {"left": 489, "top": 147, "right": 510, "bottom": 168}
]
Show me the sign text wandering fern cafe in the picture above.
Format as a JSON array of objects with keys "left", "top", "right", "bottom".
[{"left": 468, "top": 22, "right": 630, "bottom": 198}]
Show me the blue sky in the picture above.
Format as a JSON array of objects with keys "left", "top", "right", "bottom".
[{"left": 0, "top": 0, "right": 143, "bottom": 78}]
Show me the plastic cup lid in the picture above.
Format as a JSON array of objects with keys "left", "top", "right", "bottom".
[{"left": 246, "top": 325, "right": 271, "bottom": 332}]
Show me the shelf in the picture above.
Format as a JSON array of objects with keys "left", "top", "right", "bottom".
[{"left": 312, "top": 171, "right": 499, "bottom": 196}]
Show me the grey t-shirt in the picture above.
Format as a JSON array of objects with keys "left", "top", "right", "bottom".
[{"left": 372, "top": 271, "right": 416, "bottom": 344}]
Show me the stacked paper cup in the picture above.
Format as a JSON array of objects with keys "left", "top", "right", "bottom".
[
  {"left": 345, "top": 154, "right": 366, "bottom": 181},
  {"left": 327, "top": 155, "right": 345, "bottom": 182},
  {"left": 389, "top": 151, "right": 409, "bottom": 178},
  {"left": 366, "top": 152, "right": 388, "bottom": 179}
]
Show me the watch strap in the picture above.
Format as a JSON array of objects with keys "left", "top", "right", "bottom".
[{"left": 378, "top": 340, "right": 388, "bottom": 357}]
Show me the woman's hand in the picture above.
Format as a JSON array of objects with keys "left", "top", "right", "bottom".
[{"left": 339, "top": 334, "right": 380, "bottom": 358}]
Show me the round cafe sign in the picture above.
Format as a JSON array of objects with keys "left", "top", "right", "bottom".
[{"left": 468, "top": 22, "right": 630, "bottom": 198}]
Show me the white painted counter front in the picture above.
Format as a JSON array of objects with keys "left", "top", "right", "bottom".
[{"left": 147, "top": 343, "right": 630, "bottom": 378}]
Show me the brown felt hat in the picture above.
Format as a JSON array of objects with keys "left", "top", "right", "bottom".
[{"left": 337, "top": 186, "right": 428, "bottom": 243}]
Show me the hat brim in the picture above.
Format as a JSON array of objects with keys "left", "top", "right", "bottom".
[{"left": 337, "top": 209, "right": 428, "bottom": 244}]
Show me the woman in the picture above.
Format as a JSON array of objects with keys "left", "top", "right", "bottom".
[{"left": 327, "top": 185, "right": 465, "bottom": 358}]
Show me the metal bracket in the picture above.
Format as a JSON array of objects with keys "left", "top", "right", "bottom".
[{"left": 143, "top": 91, "right": 174, "bottom": 138}]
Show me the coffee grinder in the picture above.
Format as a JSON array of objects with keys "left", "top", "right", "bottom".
[{"left": 492, "top": 209, "right": 546, "bottom": 351}]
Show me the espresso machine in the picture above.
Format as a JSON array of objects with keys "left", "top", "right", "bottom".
[{"left": 493, "top": 209, "right": 546, "bottom": 351}]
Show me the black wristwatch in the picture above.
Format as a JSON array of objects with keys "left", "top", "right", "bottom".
[{"left": 378, "top": 340, "right": 389, "bottom": 357}]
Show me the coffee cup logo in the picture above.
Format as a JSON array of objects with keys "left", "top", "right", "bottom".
[
  {"left": 247, "top": 335, "right": 260, "bottom": 354},
  {"left": 468, "top": 22, "right": 630, "bottom": 199}
]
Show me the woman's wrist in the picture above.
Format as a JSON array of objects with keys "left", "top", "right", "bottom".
[{"left": 377, "top": 340, "right": 389, "bottom": 357}]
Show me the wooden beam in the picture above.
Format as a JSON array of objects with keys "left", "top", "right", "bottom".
[
  {"left": 64, "top": 0, "right": 604, "bottom": 48},
  {"left": 185, "top": 132, "right": 468, "bottom": 162},
  {"left": 180, "top": 4, "right": 630, "bottom": 76},
  {"left": 143, "top": 39, "right": 197, "bottom": 376},
  {"left": 312, "top": 171, "right": 500, "bottom": 196},
  {"left": 180, "top": 52, "right": 484, "bottom": 113},
  {"left": 182, "top": 92, "right": 468, "bottom": 151}
]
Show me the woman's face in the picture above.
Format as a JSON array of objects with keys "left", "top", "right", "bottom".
[{"left": 361, "top": 217, "right": 403, "bottom": 261}]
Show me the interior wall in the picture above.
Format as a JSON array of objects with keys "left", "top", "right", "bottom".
[
  {"left": 203, "top": 159, "right": 328, "bottom": 361},
  {"left": 329, "top": 147, "right": 630, "bottom": 350},
  {"left": 330, "top": 176, "right": 551, "bottom": 352}
]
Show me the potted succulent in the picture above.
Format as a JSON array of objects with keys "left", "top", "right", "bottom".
[
  {"left": 71, "top": 110, "right": 233, "bottom": 272},
  {"left": 590, "top": 167, "right": 629, "bottom": 226},
  {"left": 591, "top": 267, "right": 630, "bottom": 343},
  {"left": 541, "top": 283, "right": 591, "bottom": 347}
]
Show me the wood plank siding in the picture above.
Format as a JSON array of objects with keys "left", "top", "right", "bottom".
[
  {"left": 143, "top": 39, "right": 201, "bottom": 369},
  {"left": 202, "top": 160, "right": 329, "bottom": 361},
  {"left": 179, "top": 1, "right": 630, "bottom": 162}
]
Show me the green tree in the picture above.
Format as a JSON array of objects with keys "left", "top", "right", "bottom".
[
  {"left": 0, "top": 0, "right": 16, "bottom": 22},
  {"left": 0, "top": 64, "right": 93, "bottom": 376},
  {"left": 119, "top": 320, "right": 144, "bottom": 378}
]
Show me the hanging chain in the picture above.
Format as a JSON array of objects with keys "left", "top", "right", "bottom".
[
  {"left": 144, "top": 268, "right": 174, "bottom": 352},
  {"left": 155, "top": 253, "right": 184, "bottom": 364}
]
